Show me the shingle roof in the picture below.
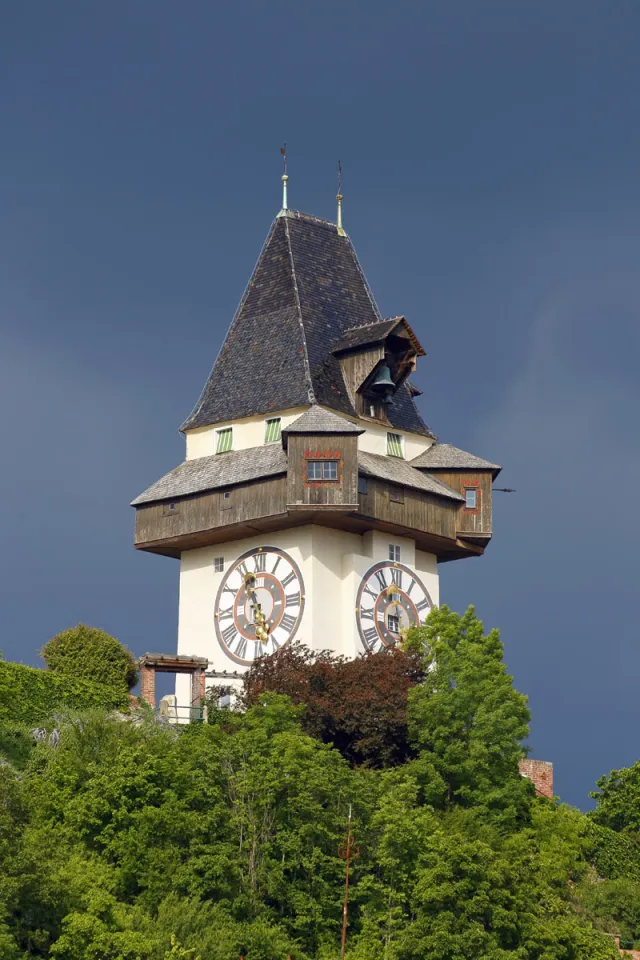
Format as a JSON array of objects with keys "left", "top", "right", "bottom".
[
  {"left": 131, "top": 444, "right": 287, "bottom": 506},
  {"left": 332, "top": 319, "right": 400, "bottom": 353},
  {"left": 333, "top": 316, "right": 425, "bottom": 357},
  {"left": 283, "top": 405, "right": 365, "bottom": 436},
  {"left": 358, "top": 451, "right": 464, "bottom": 501},
  {"left": 131, "top": 444, "right": 464, "bottom": 507},
  {"left": 181, "top": 211, "right": 435, "bottom": 438},
  {"left": 411, "top": 443, "right": 501, "bottom": 476}
]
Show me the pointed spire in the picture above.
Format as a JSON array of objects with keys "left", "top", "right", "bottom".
[
  {"left": 277, "top": 144, "right": 289, "bottom": 217},
  {"left": 336, "top": 160, "right": 346, "bottom": 236}
]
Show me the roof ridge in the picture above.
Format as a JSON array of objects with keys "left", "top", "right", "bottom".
[
  {"left": 283, "top": 217, "right": 316, "bottom": 404},
  {"left": 286, "top": 209, "right": 339, "bottom": 229},
  {"left": 180, "top": 218, "right": 280, "bottom": 432},
  {"left": 349, "top": 234, "right": 383, "bottom": 323}
]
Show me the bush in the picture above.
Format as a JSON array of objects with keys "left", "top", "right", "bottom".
[
  {"left": 42, "top": 624, "right": 138, "bottom": 693},
  {"left": 0, "top": 660, "right": 129, "bottom": 726}
]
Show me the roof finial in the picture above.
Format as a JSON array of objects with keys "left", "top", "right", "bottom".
[
  {"left": 278, "top": 143, "right": 289, "bottom": 217},
  {"left": 336, "top": 160, "right": 346, "bottom": 236}
]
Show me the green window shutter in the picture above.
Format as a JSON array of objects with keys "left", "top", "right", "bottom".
[
  {"left": 387, "top": 432, "right": 404, "bottom": 458},
  {"left": 264, "top": 418, "right": 281, "bottom": 443},
  {"left": 216, "top": 428, "right": 233, "bottom": 454}
]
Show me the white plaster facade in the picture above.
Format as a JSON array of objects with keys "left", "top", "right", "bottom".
[
  {"left": 184, "top": 405, "right": 434, "bottom": 462},
  {"left": 175, "top": 406, "right": 439, "bottom": 705},
  {"left": 175, "top": 524, "right": 439, "bottom": 704}
]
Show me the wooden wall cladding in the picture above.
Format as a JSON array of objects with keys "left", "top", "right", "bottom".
[
  {"left": 134, "top": 475, "right": 287, "bottom": 546},
  {"left": 286, "top": 434, "right": 359, "bottom": 509},
  {"left": 358, "top": 477, "right": 459, "bottom": 540},
  {"left": 339, "top": 346, "right": 384, "bottom": 408},
  {"left": 429, "top": 471, "right": 493, "bottom": 534}
]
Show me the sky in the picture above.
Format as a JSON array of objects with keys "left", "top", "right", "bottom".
[{"left": 1, "top": 1, "right": 639, "bottom": 809}]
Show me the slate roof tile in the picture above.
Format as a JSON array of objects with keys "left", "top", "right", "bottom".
[{"left": 181, "top": 211, "right": 435, "bottom": 438}]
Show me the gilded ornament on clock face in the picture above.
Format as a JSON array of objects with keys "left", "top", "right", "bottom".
[
  {"left": 355, "top": 561, "right": 432, "bottom": 653},
  {"left": 214, "top": 546, "right": 305, "bottom": 665}
]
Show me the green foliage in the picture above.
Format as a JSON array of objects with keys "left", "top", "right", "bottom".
[
  {"left": 241, "top": 643, "right": 424, "bottom": 767},
  {"left": 585, "top": 820, "right": 640, "bottom": 882},
  {"left": 405, "top": 605, "right": 532, "bottom": 826},
  {"left": 0, "top": 660, "right": 129, "bottom": 726},
  {"left": 0, "top": 606, "right": 633, "bottom": 959},
  {"left": 42, "top": 623, "right": 138, "bottom": 693},
  {"left": 590, "top": 760, "right": 640, "bottom": 834}
]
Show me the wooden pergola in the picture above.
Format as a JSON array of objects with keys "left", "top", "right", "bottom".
[{"left": 138, "top": 653, "right": 208, "bottom": 710}]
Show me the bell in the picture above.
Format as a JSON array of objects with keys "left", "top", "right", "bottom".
[{"left": 371, "top": 365, "right": 395, "bottom": 393}]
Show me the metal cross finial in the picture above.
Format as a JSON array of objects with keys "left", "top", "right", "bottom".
[
  {"left": 278, "top": 143, "right": 289, "bottom": 214},
  {"left": 336, "top": 159, "right": 346, "bottom": 236}
]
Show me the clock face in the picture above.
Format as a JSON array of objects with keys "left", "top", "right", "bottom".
[
  {"left": 214, "top": 546, "right": 305, "bottom": 665},
  {"left": 355, "top": 561, "right": 432, "bottom": 653}
]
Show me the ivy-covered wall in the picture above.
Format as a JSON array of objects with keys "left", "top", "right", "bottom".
[
  {"left": 587, "top": 820, "right": 640, "bottom": 882},
  {"left": 0, "top": 660, "right": 130, "bottom": 724}
]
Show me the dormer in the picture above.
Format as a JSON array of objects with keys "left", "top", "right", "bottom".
[{"left": 332, "top": 317, "right": 426, "bottom": 422}]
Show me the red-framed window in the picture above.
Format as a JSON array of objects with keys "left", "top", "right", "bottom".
[{"left": 463, "top": 485, "right": 481, "bottom": 513}]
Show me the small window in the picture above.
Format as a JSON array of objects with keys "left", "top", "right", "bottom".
[
  {"left": 387, "top": 614, "right": 400, "bottom": 635},
  {"left": 389, "top": 544, "right": 401, "bottom": 562},
  {"left": 389, "top": 488, "right": 404, "bottom": 504},
  {"left": 214, "top": 557, "right": 224, "bottom": 572},
  {"left": 162, "top": 502, "right": 180, "bottom": 517},
  {"left": 264, "top": 417, "right": 281, "bottom": 444},
  {"left": 387, "top": 432, "right": 404, "bottom": 458},
  {"left": 465, "top": 488, "right": 478, "bottom": 509},
  {"left": 358, "top": 476, "right": 368, "bottom": 495},
  {"left": 307, "top": 460, "right": 339, "bottom": 481},
  {"left": 216, "top": 427, "right": 233, "bottom": 454}
]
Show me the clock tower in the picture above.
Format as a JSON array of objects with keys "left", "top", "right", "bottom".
[{"left": 132, "top": 186, "right": 501, "bottom": 703}]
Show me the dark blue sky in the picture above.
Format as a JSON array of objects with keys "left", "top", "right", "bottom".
[{"left": 1, "top": 1, "right": 639, "bottom": 809}]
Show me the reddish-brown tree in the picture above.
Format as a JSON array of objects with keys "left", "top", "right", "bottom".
[{"left": 241, "top": 643, "right": 424, "bottom": 767}]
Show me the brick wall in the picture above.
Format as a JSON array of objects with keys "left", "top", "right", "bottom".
[
  {"left": 140, "top": 664, "right": 156, "bottom": 708},
  {"left": 519, "top": 758, "right": 553, "bottom": 799}
]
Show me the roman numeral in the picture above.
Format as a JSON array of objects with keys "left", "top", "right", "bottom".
[
  {"left": 416, "top": 598, "right": 430, "bottom": 613},
  {"left": 221, "top": 623, "right": 237, "bottom": 646},
  {"left": 406, "top": 579, "right": 416, "bottom": 596},
  {"left": 271, "top": 556, "right": 281, "bottom": 575},
  {"left": 363, "top": 627, "right": 379, "bottom": 649},
  {"left": 360, "top": 607, "right": 374, "bottom": 620},
  {"left": 237, "top": 561, "right": 249, "bottom": 578},
  {"left": 253, "top": 552, "right": 266, "bottom": 572},
  {"left": 285, "top": 592, "right": 300, "bottom": 607},
  {"left": 270, "top": 635, "right": 281, "bottom": 650},
  {"left": 234, "top": 637, "right": 248, "bottom": 660},
  {"left": 391, "top": 568, "right": 403, "bottom": 588},
  {"left": 363, "top": 584, "right": 377, "bottom": 600},
  {"left": 375, "top": 570, "right": 388, "bottom": 592},
  {"left": 280, "top": 613, "right": 296, "bottom": 633},
  {"left": 281, "top": 571, "right": 296, "bottom": 588},
  {"left": 218, "top": 607, "right": 234, "bottom": 621}
]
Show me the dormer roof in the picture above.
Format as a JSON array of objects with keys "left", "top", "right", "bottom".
[
  {"left": 281, "top": 405, "right": 364, "bottom": 450},
  {"left": 332, "top": 316, "right": 425, "bottom": 357},
  {"left": 181, "top": 211, "right": 434, "bottom": 439}
]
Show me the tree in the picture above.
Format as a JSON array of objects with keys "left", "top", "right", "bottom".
[
  {"left": 241, "top": 643, "right": 424, "bottom": 767},
  {"left": 590, "top": 761, "right": 640, "bottom": 834},
  {"left": 42, "top": 624, "right": 138, "bottom": 693},
  {"left": 405, "top": 605, "right": 532, "bottom": 825}
]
